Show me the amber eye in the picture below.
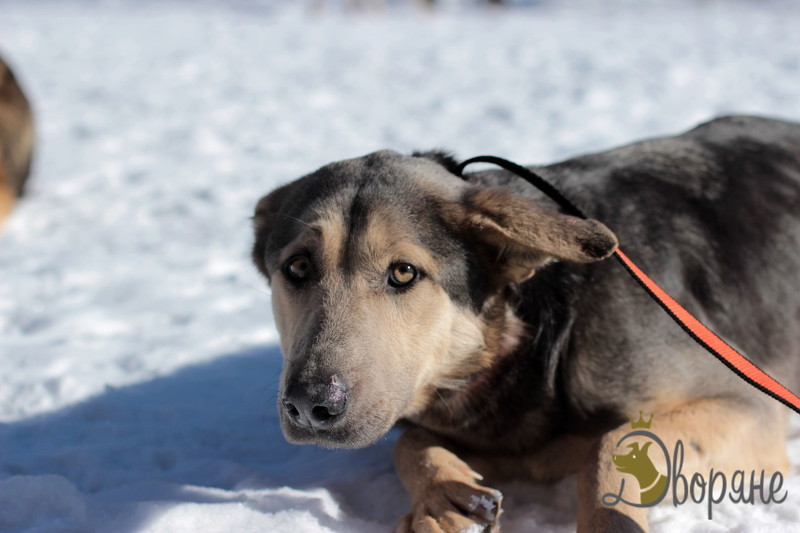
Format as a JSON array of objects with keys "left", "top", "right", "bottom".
[
  {"left": 285, "top": 255, "right": 313, "bottom": 282},
  {"left": 388, "top": 263, "right": 418, "bottom": 288}
]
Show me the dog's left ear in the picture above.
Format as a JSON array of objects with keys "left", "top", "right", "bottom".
[
  {"left": 251, "top": 183, "right": 295, "bottom": 280},
  {"left": 447, "top": 187, "right": 618, "bottom": 283}
]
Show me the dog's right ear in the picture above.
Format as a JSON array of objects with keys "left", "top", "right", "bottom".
[
  {"left": 251, "top": 183, "right": 294, "bottom": 281},
  {"left": 443, "top": 187, "right": 618, "bottom": 284}
]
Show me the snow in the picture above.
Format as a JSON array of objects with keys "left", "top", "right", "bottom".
[
  {"left": 468, "top": 493, "right": 498, "bottom": 515},
  {"left": 2, "top": 0, "right": 800, "bottom": 531}
]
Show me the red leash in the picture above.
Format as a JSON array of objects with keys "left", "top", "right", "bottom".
[
  {"left": 458, "top": 155, "right": 800, "bottom": 415},
  {"left": 614, "top": 249, "right": 800, "bottom": 414}
]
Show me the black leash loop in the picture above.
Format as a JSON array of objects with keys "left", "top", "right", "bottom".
[{"left": 457, "top": 155, "right": 587, "bottom": 219}]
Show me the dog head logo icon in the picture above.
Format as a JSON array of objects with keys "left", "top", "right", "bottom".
[
  {"left": 612, "top": 441, "right": 669, "bottom": 505},
  {"left": 611, "top": 412, "right": 668, "bottom": 505},
  {"left": 602, "top": 412, "right": 670, "bottom": 508}
]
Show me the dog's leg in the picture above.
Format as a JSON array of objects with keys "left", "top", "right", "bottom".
[
  {"left": 577, "top": 398, "right": 790, "bottom": 533},
  {"left": 394, "top": 426, "right": 503, "bottom": 533}
]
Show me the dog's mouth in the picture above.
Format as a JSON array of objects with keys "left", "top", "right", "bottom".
[
  {"left": 278, "top": 379, "right": 400, "bottom": 449},
  {"left": 279, "top": 407, "right": 397, "bottom": 449}
]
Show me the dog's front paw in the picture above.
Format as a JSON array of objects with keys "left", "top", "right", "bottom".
[{"left": 396, "top": 478, "right": 502, "bottom": 533}]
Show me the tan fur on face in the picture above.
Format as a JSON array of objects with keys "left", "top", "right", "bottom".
[
  {"left": 348, "top": 205, "right": 492, "bottom": 418},
  {"left": 401, "top": 299, "right": 486, "bottom": 415},
  {"left": 271, "top": 205, "right": 346, "bottom": 358},
  {"left": 270, "top": 201, "right": 491, "bottom": 446},
  {"left": 309, "top": 204, "right": 346, "bottom": 273}
]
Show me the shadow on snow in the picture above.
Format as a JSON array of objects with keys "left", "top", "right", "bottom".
[{"left": 0, "top": 344, "right": 404, "bottom": 531}]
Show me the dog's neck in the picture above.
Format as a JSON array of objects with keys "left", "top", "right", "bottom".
[
  {"left": 406, "top": 263, "right": 586, "bottom": 452},
  {"left": 480, "top": 290, "right": 527, "bottom": 362}
]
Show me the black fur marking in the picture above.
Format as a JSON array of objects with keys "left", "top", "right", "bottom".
[
  {"left": 577, "top": 234, "right": 613, "bottom": 259},
  {"left": 413, "top": 150, "right": 461, "bottom": 176}
]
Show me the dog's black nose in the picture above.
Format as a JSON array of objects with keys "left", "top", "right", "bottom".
[{"left": 282, "top": 375, "right": 348, "bottom": 430}]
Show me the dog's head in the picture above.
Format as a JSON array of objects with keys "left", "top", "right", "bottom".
[{"left": 252, "top": 150, "right": 617, "bottom": 448}]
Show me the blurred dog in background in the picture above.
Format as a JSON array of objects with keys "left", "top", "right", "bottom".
[{"left": 0, "top": 54, "right": 34, "bottom": 227}]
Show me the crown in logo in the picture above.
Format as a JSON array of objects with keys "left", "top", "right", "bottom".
[{"left": 628, "top": 411, "right": 653, "bottom": 429}]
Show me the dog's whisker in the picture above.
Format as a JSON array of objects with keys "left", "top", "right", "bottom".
[
  {"left": 242, "top": 281, "right": 271, "bottom": 296},
  {"left": 282, "top": 214, "right": 313, "bottom": 229}
]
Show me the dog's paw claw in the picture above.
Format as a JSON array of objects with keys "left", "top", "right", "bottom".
[
  {"left": 464, "top": 488, "right": 502, "bottom": 523},
  {"left": 398, "top": 481, "right": 502, "bottom": 533}
]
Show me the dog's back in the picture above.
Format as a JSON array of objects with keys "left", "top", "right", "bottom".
[
  {"left": 499, "top": 116, "right": 800, "bottom": 414},
  {"left": 0, "top": 55, "right": 34, "bottom": 226}
]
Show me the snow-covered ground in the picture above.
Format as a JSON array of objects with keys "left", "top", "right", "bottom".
[{"left": 2, "top": 0, "right": 800, "bottom": 531}]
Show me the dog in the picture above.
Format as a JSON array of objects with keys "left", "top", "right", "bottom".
[
  {"left": 251, "top": 115, "right": 800, "bottom": 532},
  {"left": 0, "top": 54, "right": 35, "bottom": 227}
]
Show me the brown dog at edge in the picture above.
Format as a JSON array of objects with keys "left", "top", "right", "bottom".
[
  {"left": 0, "top": 54, "right": 34, "bottom": 227},
  {"left": 251, "top": 116, "right": 800, "bottom": 532}
]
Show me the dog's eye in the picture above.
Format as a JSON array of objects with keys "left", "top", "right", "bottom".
[
  {"left": 388, "top": 263, "right": 417, "bottom": 288},
  {"left": 285, "top": 255, "right": 313, "bottom": 282}
]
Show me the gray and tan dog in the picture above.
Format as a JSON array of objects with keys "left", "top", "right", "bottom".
[
  {"left": 251, "top": 116, "right": 800, "bottom": 532},
  {"left": 0, "top": 55, "right": 34, "bottom": 227}
]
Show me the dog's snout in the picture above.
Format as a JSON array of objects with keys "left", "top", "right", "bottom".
[{"left": 282, "top": 375, "right": 348, "bottom": 430}]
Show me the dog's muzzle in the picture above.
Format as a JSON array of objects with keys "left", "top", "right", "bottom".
[{"left": 282, "top": 374, "right": 348, "bottom": 430}]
